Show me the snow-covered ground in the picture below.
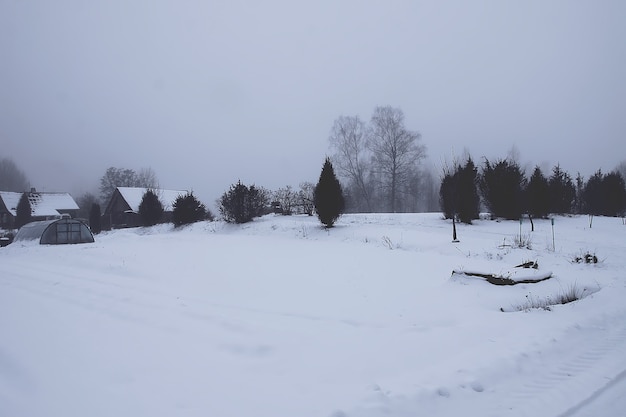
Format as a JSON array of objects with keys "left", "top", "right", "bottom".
[{"left": 1, "top": 213, "right": 625, "bottom": 417}]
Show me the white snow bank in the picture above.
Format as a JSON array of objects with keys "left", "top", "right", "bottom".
[{"left": 1, "top": 213, "right": 625, "bottom": 417}]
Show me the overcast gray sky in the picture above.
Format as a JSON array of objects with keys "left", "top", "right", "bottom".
[{"left": 2, "top": 0, "right": 625, "bottom": 206}]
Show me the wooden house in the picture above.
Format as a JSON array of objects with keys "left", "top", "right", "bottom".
[
  {"left": 103, "top": 187, "right": 187, "bottom": 229},
  {"left": 0, "top": 189, "right": 79, "bottom": 230}
]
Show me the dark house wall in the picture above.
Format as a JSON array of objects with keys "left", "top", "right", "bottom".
[{"left": 0, "top": 199, "right": 14, "bottom": 229}]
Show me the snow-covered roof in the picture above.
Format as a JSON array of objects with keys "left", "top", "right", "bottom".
[
  {"left": 0, "top": 191, "right": 79, "bottom": 217},
  {"left": 116, "top": 187, "right": 188, "bottom": 212}
]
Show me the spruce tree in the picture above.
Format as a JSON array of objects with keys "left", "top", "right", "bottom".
[
  {"left": 89, "top": 203, "right": 102, "bottom": 234},
  {"left": 219, "top": 181, "right": 248, "bottom": 223},
  {"left": 582, "top": 170, "right": 604, "bottom": 218},
  {"left": 439, "top": 171, "right": 456, "bottom": 220},
  {"left": 138, "top": 189, "right": 164, "bottom": 226},
  {"left": 602, "top": 171, "right": 626, "bottom": 217},
  {"left": 172, "top": 192, "right": 207, "bottom": 226},
  {"left": 219, "top": 181, "right": 268, "bottom": 224},
  {"left": 15, "top": 192, "right": 32, "bottom": 228},
  {"left": 314, "top": 158, "right": 345, "bottom": 227},
  {"left": 525, "top": 166, "right": 550, "bottom": 219},
  {"left": 440, "top": 158, "right": 480, "bottom": 224},
  {"left": 480, "top": 158, "right": 526, "bottom": 220},
  {"left": 455, "top": 157, "right": 480, "bottom": 224},
  {"left": 548, "top": 164, "right": 576, "bottom": 214}
]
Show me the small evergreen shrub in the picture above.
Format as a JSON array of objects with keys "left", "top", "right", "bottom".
[
  {"left": 138, "top": 189, "right": 164, "bottom": 226},
  {"left": 15, "top": 192, "right": 32, "bottom": 228},
  {"left": 440, "top": 157, "right": 480, "bottom": 224},
  {"left": 314, "top": 158, "right": 344, "bottom": 227},
  {"left": 172, "top": 192, "right": 208, "bottom": 226},
  {"left": 219, "top": 181, "right": 268, "bottom": 223}
]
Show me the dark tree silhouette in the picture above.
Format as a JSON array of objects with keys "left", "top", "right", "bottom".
[
  {"left": 602, "top": 171, "right": 626, "bottom": 217},
  {"left": 15, "top": 192, "right": 32, "bottom": 228},
  {"left": 439, "top": 171, "right": 456, "bottom": 220},
  {"left": 583, "top": 170, "right": 604, "bottom": 218},
  {"left": 138, "top": 190, "right": 164, "bottom": 226},
  {"left": 455, "top": 157, "right": 480, "bottom": 224},
  {"left": 219, "top": 181, "right": 268, "bottom": 224},
  {"left": 439, "top": 157, "right": 480, "bottom": 224},
  {"left": 584, "top": 170, "right": 626, "bottom": 218},
  {"left": 525, "top": 166, "right": 550, "bottom": 219},
  {"left": 480, "top": 158, "right": 526, "bottom": 220},
  {"left": 548, "top": 165, "right": 576, "bottom": 214},
  {"left": 314, "top": 158, "right": 345, "bottom": 227},
  {"left": 89, "top": 203, "right": 102, "bottom": 234},
  {"left": 172, "top": 192, "right": 208, "bottom": 226}
]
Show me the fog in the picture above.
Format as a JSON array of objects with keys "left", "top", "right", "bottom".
[{"left": 2, "top": 1, "right": 625, "bottom": 206}]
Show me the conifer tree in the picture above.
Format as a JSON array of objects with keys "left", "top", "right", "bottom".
[
  {"left": 314, "top": 158, "right": 345, "bottom": 227},
  {"left": 138, "top": 189, "right": 164, "bottom": 226},
  {"left": 15, "top": 192, "right": 32, "bottom": 228},
  {"left": 584, "top": 170, "right": 626, "bottom": 218},
  {"left": 172, "top": 192, "right": 207, "bottom": 226},
  {"left": 439, "top": 171, "right": 456, "bottom": 220},
  {"left": 218, "top": 181, "right": 268, "bottom": 224},
  {"left": 440, "top": 157, "right": 480, "bottom": 224},
  {"left": 525, "top": 166, "right": 550, "bottom": 219},
  {"left": 602, "top": 171, "right": 626, "bottom": 217},
  {"left": 455, "top": 157, "right": 480, "bottom": 224},
  {"left": 548, "top": 164, "right": 576, "bottom": 214},
  {"left": 480, "top": 158, "right": 526, "bottom": 219}
]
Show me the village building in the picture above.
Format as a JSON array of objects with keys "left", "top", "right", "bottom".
[
  {"left": 0, "top": 189, "right": 79, "bottom": 230},
  {"left": 103, "top": 187, "right": 188, "bottom": 229}
]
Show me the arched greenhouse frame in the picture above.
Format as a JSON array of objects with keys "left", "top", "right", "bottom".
[{"left": 14, "top": 218, "right": 95, "bottom": 245}]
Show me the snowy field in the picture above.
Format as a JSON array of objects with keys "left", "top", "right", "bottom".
[{"left": 1, "top": 213, "right": 625, "bottom": 417}]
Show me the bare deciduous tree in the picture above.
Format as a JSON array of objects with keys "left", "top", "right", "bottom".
[
  {"left": 329, "top": 115, "right": 373, "bottom": 211},
  {"left": 368, "top": 106, "right": 426, "bottom": 212},
  {"left": 137, "top": 167, "right": 159, "bottom": 190},
  {"left": 273, "top": 185, "right": 297, "bottom": 215},
  {"left": 298, "top": 182, "right": 315, "bottom": 215},
  {"left": 0, "top": 157, "right": 29, "bottom": 192},
  {"left": 75, "top": 192, "right": 99, "bottom": 219},
  {"left": 99, "top": 167, "right": 159, "bottom": 203},
  {"left": 617, "top": 160, "right": 626, "bottom": 183}
]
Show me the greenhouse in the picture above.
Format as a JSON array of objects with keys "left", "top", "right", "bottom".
[{"left": 14, "top": 218, "right": 95, "bottom": 245}]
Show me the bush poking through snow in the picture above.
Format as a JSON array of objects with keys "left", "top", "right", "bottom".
[
  {"left": 514, "top": 233, "right": 533, "bottom": 249},
  {"left": 573, "top": 252, "right": 599, "bottom": 264},
  {"left": 511, "top": 284, "right": 590, "bottom": 312},
  {"left": 498, "top": 234, "right": 532, "bottom": 250}
]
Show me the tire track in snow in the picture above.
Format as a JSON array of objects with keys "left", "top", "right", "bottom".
[
  {"left": 557, "top": 368, "right": 626, "bottom": 417},
  {"left": 0, "top": 269, "right": 163, "bottom": 327},
  {"left": 480, "top": 314, "right": 626, "bottom": 417},
  {"left": 340, "top": 312, "right": 626, "bottom": 417}
]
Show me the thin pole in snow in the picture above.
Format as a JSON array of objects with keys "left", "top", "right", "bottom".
[{"left": 452, "top": 216, "right": 459, "bottom": 243}]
